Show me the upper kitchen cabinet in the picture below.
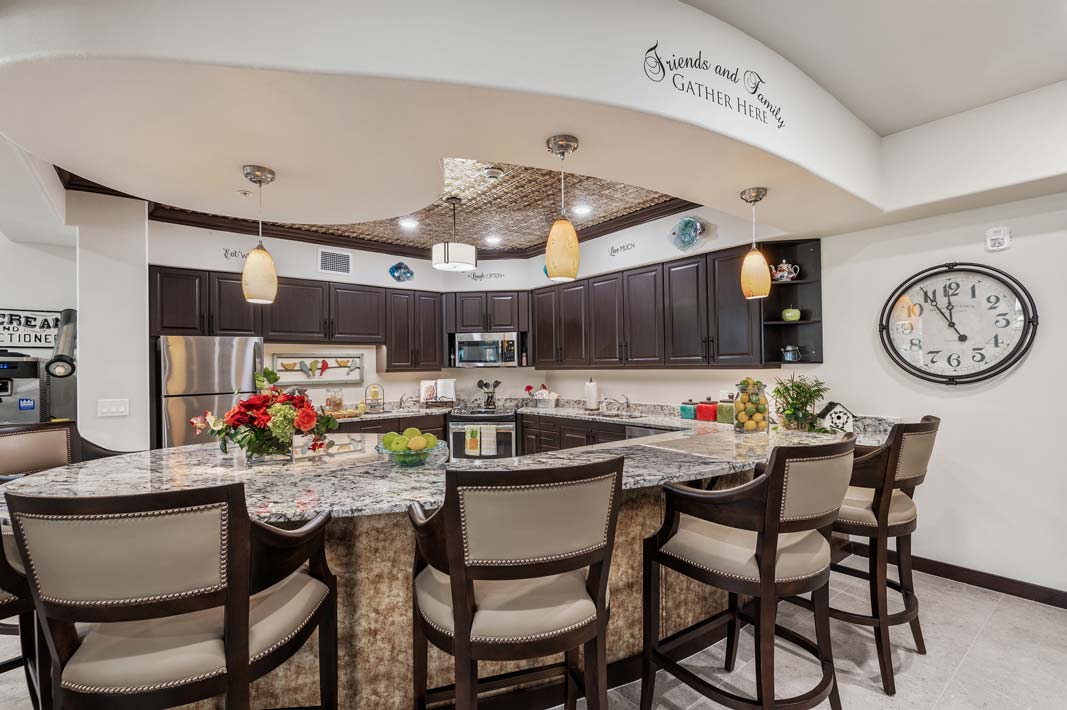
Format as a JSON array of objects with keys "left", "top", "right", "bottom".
[
  {"left": 622, "top": 264, "right": 665, "bottom": 366},
  {"left": 558, "top": 281, "right": 590, "bottom": 367},
  {"left": 208, "top": 271, "right": 261, "bottom": 337},
  {"left": 385, "top": 289, "right": 443, "bottom": 372},
  {"left": 454, "top": 292, "right": 487, "bottom": 333},
  {"left": 149, "top": 266, "right": 209, "bottom": 336},
  {"left": 329, "top": 283, "right": 386, "bottom": 344},
  {"left": 663, "top": 256, "right": 709, "bottom": 367},
  {"left": 261, "top": 277, "right": 330, "bottom": 343},
  {"left": 532, "top": 286, "right": 560, "bottom": 368},
  {"left": 588, "top": 272, "right": 625, "bottom": 367},
  {"left": 446, "top": 291, "right": 523, "bottom": 333},
  {"left": 413, "top": 291, "right": 444, "bottom": 370},
  {"left": 486, "top": 291, "right": 521, "bottom": 331},
  {"left": 708, "top": 246, "right": 762, "bottom": 365}
]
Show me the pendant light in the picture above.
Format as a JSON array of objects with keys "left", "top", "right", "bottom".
[
  {"left": 545, "top": 134, "right": 581, "bottom": 282},
  {"left": 241, "top": 165, "right": 278, "bottom": 304},
  {"left": 739, "top": 187, "right": 771, "bottom": 300},
  {"left": 432, "top": 196, "right": 477, "bottom": 271}
]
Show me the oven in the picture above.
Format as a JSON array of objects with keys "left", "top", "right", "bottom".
[
  {"left": 454, "top": 332, "right": 518, "bottom": 368},
  {"left": 448, "top": 410, "right": 517, "bottom": 460}
]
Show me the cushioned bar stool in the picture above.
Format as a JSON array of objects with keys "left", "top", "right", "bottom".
[
  {"left": 641, "top": 435, "right": 856, "bottom": 710},
  {"left": 4, "top": 482, "right": 338, "bottom": 710},
  {"left": 0, "top": 422, "right": 124, "bottom": 480},
  {"left": 1, "top": 522, "right": 40, "bottom": 709},
  {"left": 408, "top": 457, "right": 624, "bottom": 710},
  {"left": 828, "top": 415, "right": 940, "bottom": 696}
]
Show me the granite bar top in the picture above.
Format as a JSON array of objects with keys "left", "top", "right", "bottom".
[{"left": 0, "top": 422, "right": 882, "bottom": 524}]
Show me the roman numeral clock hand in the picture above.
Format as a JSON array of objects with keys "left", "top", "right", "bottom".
[{"left": 920, "top": 287, "right": 968, "bottom": 342}]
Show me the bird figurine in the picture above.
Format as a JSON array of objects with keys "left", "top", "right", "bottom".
[{"left": 298, "top": 360, "right": 313, "bottom": 378}]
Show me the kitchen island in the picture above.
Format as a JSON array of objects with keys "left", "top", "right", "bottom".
[{"left": 1, "top": 423, "right": 857, "bottom": 709}]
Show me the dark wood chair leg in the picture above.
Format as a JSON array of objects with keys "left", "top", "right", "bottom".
[
  {"left": 412, "top": 598, "right": 428, "bottom": 710},
  {"left": 869, "top": 536, "right": 896, "bottom": 696},
  {"left": 725, "top": 592, "right": 740, "bottom": 672},
  {"left": 225, "top": 678, "right": 250, "bottom": 710},
  {"left": 897, "top": 534, "right": 926, "bottom": 655},
  {"left": 454, "top": 653, "right": 478, "bottom": 710},
  {"left": 583, "top": 632, "right": 608, "bottom": 710},
  {"left": 813, "top": 583, "right": 842, "bottom": 710},
  {"left": 639, "top": 546, "right": 659, "bottom": 710},
  {"left": 18, "top": 612, "right": 40, "bottom": 710},
  {"left": 564, "top": 648, "right": 579, "bottom": 710},
  {"left": 753, "top": 595, "right": 777, "bottom": 710},
  {"left": 35, "top": 620, "right": 53, "bottom": 710},
  {"left": 318, "top": 587, "right": 338, "bottom": 710}
]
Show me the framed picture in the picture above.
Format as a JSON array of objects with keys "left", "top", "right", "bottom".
[{"left": 271, "top": 354, "right": 364, "bottom": 386}]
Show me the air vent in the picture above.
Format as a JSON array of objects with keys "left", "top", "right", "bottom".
[{"left": 319, "top": 249, "right": 352, "bottom": 274}]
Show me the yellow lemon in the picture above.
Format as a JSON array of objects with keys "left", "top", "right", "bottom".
[
  {"left": 752, "top": 412, "right": 764, "bottom": 423},
  {"left": 744, "top": 420, "right": 757, "bottom": 431},
  {"left": 739, "top": 393, "right": 750, "bottom": 404},
  {"left": 406, "top": 435, "right": 427, "bottom": 452},
  {"left": 736, "top": 411, "right": 749, "bottom": 423},
  {"left": 757, "top": 420, "right": 768, "bottom": 430}
]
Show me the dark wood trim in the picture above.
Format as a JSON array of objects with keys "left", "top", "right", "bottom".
[
  {"left": 847, "top": 542, "right": 1067, "bottom": 610},
  {"left": 54, "top": 167, "right": 139, "bottom": 200}
]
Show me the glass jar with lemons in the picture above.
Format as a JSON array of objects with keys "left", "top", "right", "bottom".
[{"left": 734, "top": 377, "right": 770, "bottom": 434}]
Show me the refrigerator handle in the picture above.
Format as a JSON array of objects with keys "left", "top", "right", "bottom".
[{"left": 254, "top": 339, "right": 264, "bottom": 373}]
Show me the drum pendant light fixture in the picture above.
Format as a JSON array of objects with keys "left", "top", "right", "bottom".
[
  {"left": 241, "top": 165, "right": 278, "bottom": 304},
  {"left": 739, "top": 187, "right": 771, "bottom": 300},
  {"left": 432, "top": 196, "right": 477, "bottom": 271},
  {"left": 545, "top": 134, "right": 580, "bottom": 282}
]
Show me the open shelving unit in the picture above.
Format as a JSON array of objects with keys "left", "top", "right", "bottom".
[{"left": 760, "top": 240, "right": 823, "bottom": 364}]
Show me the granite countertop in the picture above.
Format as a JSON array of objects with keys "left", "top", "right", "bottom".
[
  {"left": 0, "top": 423, "right": 881, "bottom": 524},
  {"left": 334, "top": 407, "right": 452, "bottom": 423}
]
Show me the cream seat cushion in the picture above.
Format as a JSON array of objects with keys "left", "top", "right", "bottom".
[
  {"left": 61, "top": 569, "right": 328, "bottom": 694},
  {"left": 661, "top": 514, "right": 829, "bottom": 583},
  {"left": 838, "top": 486, "right": 917, "bottom": 527},
  {"left": 415, "top": 566, "right": 600, "bottom": 644},
  {"left": 2, "top": 531, "right": 25, "bottom": 574}
]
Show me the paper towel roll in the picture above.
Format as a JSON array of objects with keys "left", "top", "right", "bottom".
[{"left": 584, "top": 378, "right": 600, "bottom": 410}]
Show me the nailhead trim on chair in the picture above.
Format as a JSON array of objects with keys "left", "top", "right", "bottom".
[
  {"left": 895, "top": 431, "right": 934, "bottom": 480},
  {"left": 15, "top": 503, "right": 229, "bottom": 606},
  {"left": 661, "top": 547, "right": 829, "bottom": 584},
  {"left": 779, "top": 450, "right": 853, "bottom": 522},
  {"left": 419, "top": 604, "right": 599, "bottom": 644},
  {"left": 457, "top": 473, "right": 617, "bottom": 567},
  {"left": 0, "top": 428, "right": 73, "bottom": 475},
  {"left": 250, "top": 582, "right": 329, "bottom": 663}
]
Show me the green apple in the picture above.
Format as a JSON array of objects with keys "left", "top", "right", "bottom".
[{"left": 781, "top": 307, "right": 801, "bottom": 322}]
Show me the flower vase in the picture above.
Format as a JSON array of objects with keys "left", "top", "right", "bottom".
[{"left": 241, "top": 442, "right": 294, "bottom": 467}]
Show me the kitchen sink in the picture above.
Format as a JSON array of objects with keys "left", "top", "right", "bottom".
[{"left": 596, "top": 412, "right": 644, "bottom": 419}]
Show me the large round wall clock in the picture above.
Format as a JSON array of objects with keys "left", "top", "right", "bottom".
[{"left": 879, "top": 262, "right": 1038, "bottom": 385}]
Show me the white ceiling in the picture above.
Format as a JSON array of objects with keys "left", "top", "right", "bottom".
[{"left": 682, "top": 0, "right": 1067, "bottom": 135}]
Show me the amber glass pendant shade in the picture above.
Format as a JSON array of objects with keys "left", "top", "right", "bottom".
[
  {"left": 242, "top": 241, "right": 278, "bottom": 304},
  {"left": 740, "top": 246, "right": 771, "bottom": 299},
  {"left": 546, "top": 218, "right": 580, "bottom": 282}
]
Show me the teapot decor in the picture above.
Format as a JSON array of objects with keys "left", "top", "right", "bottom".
[{"left": 772, "top": 260, "right": 801, "bottom": 281}]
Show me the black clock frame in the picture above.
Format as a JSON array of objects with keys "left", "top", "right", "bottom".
[{"left": 878, "top": 262, "right": 1039, "bottom": 385}]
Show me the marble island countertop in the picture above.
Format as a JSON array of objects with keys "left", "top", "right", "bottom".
[{"left": 0, "top": 423, "right": 883, "bottom": 524}]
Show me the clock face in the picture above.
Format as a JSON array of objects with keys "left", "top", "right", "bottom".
[{"left": 879, "top": 264, "right": 1038, "bottom": 384}]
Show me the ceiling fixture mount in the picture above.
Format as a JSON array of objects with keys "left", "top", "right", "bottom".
[
  {"left": 399, "top": 217, "right": 419, "bottom": 231},
  {"left": 545, "top": 134, "right": 581, "bottom": 282},
  {"left": 432, "top": 196, "right": 477, "bottom": 272},
  {"left": 240, "top": 164, "right": 278, "bottom": 304},
  {"left": 739, "top": 187, "right": 771, "bottom": 300}
]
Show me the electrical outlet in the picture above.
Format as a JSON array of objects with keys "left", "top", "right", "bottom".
[
  {"left": 97, "top": 398, "right": 129, "bottom": 417},
  {"left": 985, "top": 226, "right": 1012, "bottom": 251}
]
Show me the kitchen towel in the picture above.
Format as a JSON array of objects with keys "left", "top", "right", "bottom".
[
  {"left": 465, "top": 426, "right": 481, "bottom": 456},
  {"left": 480, "top": 425, "right": 497, "bottom": 456}
]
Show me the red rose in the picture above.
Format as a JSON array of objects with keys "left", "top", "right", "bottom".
[
  {"left": 224, "top": 406, "right": 249, "bottom": 427},
  {"left": 240, "top": 394, "right": 271, "bottom": 411},
  {"left": 251, "top": 408, "right": 272, "bottom": 429},
  {"left": 294, "top": 406, "right": 318, "bottom": 433},
  {"left": 289, "top": 395, "right": 309, "bottom": 410}
]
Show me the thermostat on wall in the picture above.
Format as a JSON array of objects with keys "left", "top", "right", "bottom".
[{"left": 985, "top": 226, "right": 1012, "bottom": 251}]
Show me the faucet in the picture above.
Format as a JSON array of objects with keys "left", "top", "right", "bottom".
[{"left": 603, "top": 395, "right": 633, "bottom": 417}]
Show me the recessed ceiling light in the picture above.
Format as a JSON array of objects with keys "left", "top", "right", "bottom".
[
  {"left": 572, "top": 204, "right": 592, "bottom": 216},
  {"left": 399, "top": 217, "right": 419, "bottom": 230},
  {"left": 482, "top": 167, "right": 505, "bottom": 181},
  {"left": 485, "top": 235, "right": 502, "bottom": 245}
]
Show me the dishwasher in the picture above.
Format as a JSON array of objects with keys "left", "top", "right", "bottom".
[{"left": 625, "top": 425, "right": 670, "bottom": 440}]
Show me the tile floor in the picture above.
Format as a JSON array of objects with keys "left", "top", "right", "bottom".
[{"left": 1, "top": 556, "right": 1064, "bottom": 709}]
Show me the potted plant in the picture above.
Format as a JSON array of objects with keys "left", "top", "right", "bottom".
[
  {"left": 190, "top": 368, "right": 338, "bottom": 463},
  {"left": 771, "top": 373, "right": 830, "bottom": 432}
]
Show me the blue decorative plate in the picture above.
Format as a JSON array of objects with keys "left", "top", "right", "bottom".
[
  {"left": 671, "top": 217, "right": 705, "bottom": 251},
  {"left": 389, "top": 262, "right": 415, "bottom": 282}
]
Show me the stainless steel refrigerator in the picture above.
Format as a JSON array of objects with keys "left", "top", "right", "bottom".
[{"left": 159, "top": 336, "right": 262, "bottom": 448}]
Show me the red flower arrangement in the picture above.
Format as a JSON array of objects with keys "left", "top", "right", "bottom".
[{"left": 191, "top": 368, "right": 338, "bottom": 458}]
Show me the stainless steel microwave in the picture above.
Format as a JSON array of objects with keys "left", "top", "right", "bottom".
[{"left": 455, "top": 332, "right": 518, "bottom": 368}]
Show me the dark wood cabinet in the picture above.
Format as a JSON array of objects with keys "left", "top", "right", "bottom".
[
  {"left": 559, "top": 281, "right": 590, "bottom": 367},
  {"left": 708, "top": 247, "right": 762, "bottom": 365},
  {"left": 150, "top": 267, "right": 208, "bottom": 336},
  {"left": 588, "top": 273, "right": 625, "bottom": 367},
  {"left": 622, "top": 264, "right": 665, "bottom": 366},
  {"left": 520, "top": 413, "right": 627, "bottom": 453},
  {"left": 560, "top": 425, "right": 591, "bottom": 449},
  {"left": 664, "top": 256, "right": 709, "bottom": 367},
  {"left": 522, "top": 430, "right": 539, "bottom": 455},
  {"left": 486, "top": 291, "right": 520, "bottom": 331},
  {"left": 455, "top": 292, "right": 487, "bottom": 332},
  {"left": 208, "top": 272, "right": 261, "bottom": 337},
  {"left": 592, "top": 428, "right": 626, "bottom": 445},
  {"left": 447, "top": 291, "right": 522, "bottom": 333},
  {"left": 532, "top": 287, "right": 560, "bottom": 368},
  {"left": 413, "top": 291, "right": 443, "bottom": 370},
  {"left": 329, "top": 284, "right": 385, "bottom": 343},
  {"left": 261, "top": 278, "right": 330, "bottom": 343},
  {"left": 385, "top": 289, "right": 442, "bottom": 372}
]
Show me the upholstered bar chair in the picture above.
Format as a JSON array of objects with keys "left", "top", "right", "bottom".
[
  {"left": 0, "top": 421, "right": 124, "bottom": 482},
  {"left": 4, "top": 483, "right": 338, "bottom": 710},
  {"left": 1, "top": 517, "right": 39, "bottom": 709},
  {"left": 641, "top": 435, "right": 856, "bottom": 710},
  {"left": 828, "top": 415, "right": 940, "bottom": 696},
  {"left": 408, "top": 457, "right": 625, "bottom": 710}
]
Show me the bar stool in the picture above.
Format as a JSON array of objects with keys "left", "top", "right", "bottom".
[
  {"left": 1, "top": 522, "right": 39, "bottom": 709},
  {"left": 408, "top": 457, "right": 624, "bottom": 710},
  {"left": 4, "top": 482, "right": 338, "bottom": 710},
  {"left": 0, "top": 422, "right": 125, "bottom": 477},
  {"left": 641, "top": 435, "right": 856, "bottom": 710},
  {"left": 830, "top": 415, "right": 940, "bottom": 696}
]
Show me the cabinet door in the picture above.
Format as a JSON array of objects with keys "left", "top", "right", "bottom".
[
  {"left": 560, "top": 425, "right": 591, "bottom": 449},
  {"left": 329, "top": 284, "right": 386, "bottom": 343},
  {"left": 588, "top": 272, "right": 625, "bottom": 367},
  {"left": 663, "top": 257, "right": 709, "bottom": 367},
  {"left": 623, "top": 264, "right": 665, "bottom": 366},
  {"left": 532, "top": 287, "right": 560, "bottom": 368},
  {"left": 592, "top": 428, "right": 627, "bottom": 444},
  {"left": 385, "top": 289, "right": 416, "bottom": 371},
  {"left": 539, "top": 432, "right": 560, "bottom": 452},
  {"left": 261, "top": 278, "right": 330, "bottom": 342},
  {"left": 150, "top": 267, "right": 208, "bottom": 336},
  {"left": 455, "top": 292, "right": 487, "bottom": 332},
  {"left": 522, "top": 430, "right": 539, "bottom": 455},
  {"left": 559, "top": 281, "right": 590, "bottom": 367},
  {"left": 486, "top": 291, "right": 520, "bottom": 332},
  {"left": 708, "top": 248, "right": 762, "bottom": 364},
  {"left": 208, "top": 272, "right": 261, "bottom": 337},
  {"left": 413, "top": 291, "right": 443, "bottom": 370}
]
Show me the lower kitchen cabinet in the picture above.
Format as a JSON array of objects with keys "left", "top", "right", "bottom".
[
  {"left": 520, "top": 414, "right": 629, "bottom": 453},
  {"left": 335, "top": 414, "right": 444, "bottom": 436}
]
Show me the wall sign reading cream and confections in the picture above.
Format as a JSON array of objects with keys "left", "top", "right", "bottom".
[
  {"left": 643, "top": 41, "right": 788, "bottom": 130},
  {"left": 0, "top": 309, "right": 63, "bottom": 347}
]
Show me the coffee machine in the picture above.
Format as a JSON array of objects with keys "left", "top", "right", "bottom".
[{"left": 0, "top": 349, "right": 41, "bottom": 424}]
